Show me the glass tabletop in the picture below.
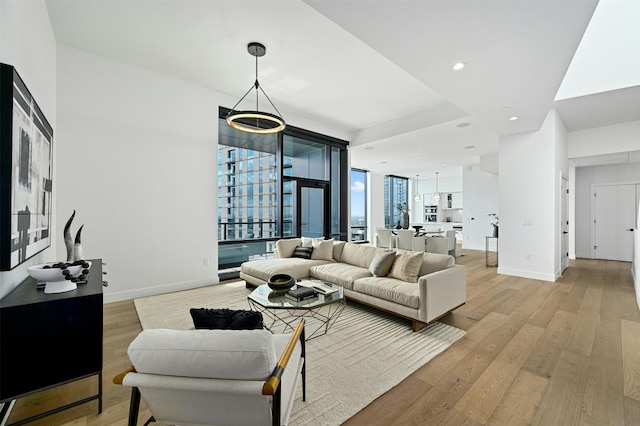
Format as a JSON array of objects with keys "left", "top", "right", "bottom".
[{"left": 247, "top": 280, "right": 344, "bottom": 310}]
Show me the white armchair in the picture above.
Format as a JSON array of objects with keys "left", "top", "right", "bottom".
[{"left": 113, "top": 321, "right": 306, "bottom": 426}]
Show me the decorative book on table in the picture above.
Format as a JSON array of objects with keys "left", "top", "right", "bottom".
[{"left": 285, "top": 286, "right": 317, "bottom": 301}]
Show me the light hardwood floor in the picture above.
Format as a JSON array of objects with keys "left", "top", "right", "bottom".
[{"left": 7, "top": 248, "right": 640, "bottom": 425}]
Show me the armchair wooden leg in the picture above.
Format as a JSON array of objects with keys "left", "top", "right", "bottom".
[
  {"left": 301, "top": 325, "right": 306, "bottom": 402},
  {"left": 272, "top": 386, "right": 281, "bottom": 426},
  {"left": 128, "top": 388, "right": 141, "bottom": 426}
]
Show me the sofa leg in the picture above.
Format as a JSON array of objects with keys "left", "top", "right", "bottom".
[{"left": 412, "top": 320, "right": 427, "bottom": 332}]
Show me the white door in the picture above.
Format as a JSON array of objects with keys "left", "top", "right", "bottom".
[
  {"left": 561, "top": 177, "right": 569, "bottom": 272},
  {"left": 593, "top": 184, "right": 636, "bottom": 261}
]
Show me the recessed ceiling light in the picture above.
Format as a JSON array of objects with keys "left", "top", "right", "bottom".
[
  {"left": 456, "top": 122, "right": 471, "bottom": 128},
  {"left": 509, "top": 116, "right": 519, "bottom": 121},
  {"left": 441, "top": 163, "right": 446, "bottom": 167},
  {"left": 452, "top": 62, "right": 466, "bottom": 71},
  {"left": 464, "top": 145, "right": 475, "bottom": 150},
  {"left": 364, "top": 146, "right": 374, "bottom": 150},
  {"left": 380, "top": 161, "right": 388, "bottom": 164}
]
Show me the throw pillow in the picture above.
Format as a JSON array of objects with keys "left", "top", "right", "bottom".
[
  {"left": 369, "top": 250, "right": 396, "bottom": 277},
  {"left": 190, "top": 308, "right": 264, "bottom": 330},
  {"left": 291, "top": 246, "right": 314, "bottom": 259},
  {"left": 311, "top": 239, "right": 334, "bottom": 261},
  {"left": 389, "top": 251, "right": 423, "bottom": 283},
  {"left": 332, "top": 240, "right": 346, "bottom": 261},
  {"left": 301, "top": 236, "right": 324, "bottom": 248},
  {"left": 275, "top": 238, "right": 301, "bottom": 258}
]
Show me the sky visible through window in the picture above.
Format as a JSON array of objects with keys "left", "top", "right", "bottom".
[{"left": 351, "top": 169, "right": 366, "bottom": 218}]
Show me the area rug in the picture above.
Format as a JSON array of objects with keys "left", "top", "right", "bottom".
[{"left": 134, "top": 282, "right": 465, "bottom": 425}]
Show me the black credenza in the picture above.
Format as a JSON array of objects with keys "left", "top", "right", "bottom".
[{"left": 0, "top": 259, "right": 103, "bottom": 425}]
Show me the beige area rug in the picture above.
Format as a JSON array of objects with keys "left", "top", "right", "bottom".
[{"left": 134, "top": 282, "right": 466, "bottom": 426}]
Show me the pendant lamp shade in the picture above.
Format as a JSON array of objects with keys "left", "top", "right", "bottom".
[
  {"left": 433, "top": 172, "right": 440, "bottom": 202},
  {"left": 226, "top": 42, "right": 286, "bottom": 134},
  {"left": 414, "top": 175, "right": 420, "bottom": 202}
]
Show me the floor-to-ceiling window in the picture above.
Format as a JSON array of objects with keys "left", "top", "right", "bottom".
[
  {"left": 350, "top": 169, "right": 368, "bottom": 241},
  {"left": 217, "top": 107, "right": 348, "bottom": 276},
  {"left": 384, "top": 175, "right": 408, "bottom": 228}
]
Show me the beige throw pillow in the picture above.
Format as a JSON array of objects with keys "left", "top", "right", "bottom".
[
  {"left": 311, "top": 239, "right": 334, "bottom": 261},
  {"left": 368, "top": 250, "right": 396, "bottom": 277},
  {"left": 389, "top": 252, "right": 423, "bottom": 283},
  {"left": 275, "top": 239, "right": 301, "bottom": 258}
]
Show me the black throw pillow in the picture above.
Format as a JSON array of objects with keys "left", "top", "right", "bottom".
[
  {"left": 291, "top": 246, "right": 313, "bottom": 259},
  {"left": 189, "top": 308, "right": 264, "bottom": 330}
]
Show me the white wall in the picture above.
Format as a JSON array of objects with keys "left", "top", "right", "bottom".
[
  {"left": 574, "top": 163, "right": 640, "bottom": 258},
  {"left": 0, "top": 1, "right": 57, "bottom": 299},
  {"left": 56, "top": 47, "right": 223, "bottom": 302},
  {"left": 461, "top": 164, "right": 499, "bottom": 251},
  {"left": 569, "top": 120, "right": 640, "bottom": 157},
  {"left": 498, "top": 110, "right": 563, "bottom": 281},
  {"left": 634, "top": 198, "right": 639, "bottom": 310},
  {"left": 368, "top": 171, "right": 386, "bottom": 240}
]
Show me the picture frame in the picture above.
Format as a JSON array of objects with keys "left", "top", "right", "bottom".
[{"left": 0, "top": 64, "right": 53, "bottom": 270}]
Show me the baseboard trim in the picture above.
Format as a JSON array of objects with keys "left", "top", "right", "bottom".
[
  {"left": 103, "top": 278, "right": 218, "bottom": 303},
  {"left": 497, "top": 267, "right": 557, "bottom": 282}
]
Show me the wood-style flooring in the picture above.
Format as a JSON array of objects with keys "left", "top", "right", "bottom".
[{"left": 6, "top": 248, "right": 640, "bottom": 425}]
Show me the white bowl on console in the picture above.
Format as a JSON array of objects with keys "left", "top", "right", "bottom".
[{"left": 27, "top": 261, "right": 92, "bottom": 294}]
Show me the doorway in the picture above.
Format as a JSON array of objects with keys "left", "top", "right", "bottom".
[
  {"left": 290, "top": 178, "right": 330, "bottom": 238},
  {"left": 561, "top": 177, "right": 569, "bottom": 272},
  {"left": 592, "top": 183, "right": 637, "bottom": 261}
]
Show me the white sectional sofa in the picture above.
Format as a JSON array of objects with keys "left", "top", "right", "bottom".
[{"left": 240, "top": 238, "right": 466, "bottom": 331}]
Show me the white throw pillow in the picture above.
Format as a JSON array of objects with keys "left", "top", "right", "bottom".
[
  {"left": 311, "top": 239, "right": 334, "bottom": 261},
  {"left": 301, "top": 236, "right": 325, "bottom": 248}
]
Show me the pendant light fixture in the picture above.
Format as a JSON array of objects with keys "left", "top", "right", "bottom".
[
  {"left": 226, "top": 42, "right": 286, "bottom": 134},
  {"left": 433, "top": 172, "right": 441, "bottom": 202},
  {"left": 414, "top": 175, "right": 421, "bottom": 202}
]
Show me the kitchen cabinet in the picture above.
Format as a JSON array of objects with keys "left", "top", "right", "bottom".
[{"left": 445, "top": 192, "right": 463, "bottom": 209}]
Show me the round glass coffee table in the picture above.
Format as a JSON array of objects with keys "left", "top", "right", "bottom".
[{"left": 247, "top": 280, "right": 345, "bottom": 340}]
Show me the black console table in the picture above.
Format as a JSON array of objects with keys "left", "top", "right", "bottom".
[{"left": 0, "top": 259, "right": 103, "bottom": 425}]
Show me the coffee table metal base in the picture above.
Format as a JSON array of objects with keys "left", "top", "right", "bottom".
[{"left": 248, "top": 298, "right": 345, "bottom": 340}]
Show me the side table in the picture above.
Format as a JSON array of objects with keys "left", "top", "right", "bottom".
[{"left": 485, "top": 236, "right": 498, "bottom": 267}]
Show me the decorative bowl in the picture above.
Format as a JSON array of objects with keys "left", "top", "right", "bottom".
[
  {"left": 267, "top": 274, "right": 295, "bottom": 292},
  {"left": 27, "top": 261, "right": 92, "bottom": 294}
]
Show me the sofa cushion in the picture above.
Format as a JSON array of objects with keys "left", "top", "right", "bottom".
[
  {"left": 340, "top": 243, "right": 382, "bottom": 269},
  {"left": 369, "top": 250, "right": 396, "bottom": 277},
  {"left": 418, "top": 251, "right": 455, "bottom": 276},
  {"left": 332, "top": 241, "right": 346, "bottom": 261},
  {"left": 353, "top": 277, "right": 420, "bottom": 309},
  {"left": 388, "top": 251, "right": 423, "bottom": 283},
  {"left": 291, "top": 246, "right": 313, "bottom": 259},
  {"left": 241, "top": 258, "right": 330, "bottom": 282},
  {"left": 127, "top": 328, "right": 277, "bottom": 380},
  {"left": 276, "top": 238, "right": 301, "bottom": 258},
  {"left": 309, "top": 263, "right": 371, "bottom": 290},
  {"left": 311, "top": 239, "right": 334, "bottom": 261}
]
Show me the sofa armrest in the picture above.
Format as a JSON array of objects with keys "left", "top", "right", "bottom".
[{"left": 417, "top": 264, "right": 466, "bottom": 323}]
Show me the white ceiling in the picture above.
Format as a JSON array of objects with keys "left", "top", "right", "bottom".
[{"left": 45, "top": 0, "right": 640, "bottom": 179}]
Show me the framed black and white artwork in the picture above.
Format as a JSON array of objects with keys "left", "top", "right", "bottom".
[{"left": 0, "top": 63, "right": 53, "bottom": 270}]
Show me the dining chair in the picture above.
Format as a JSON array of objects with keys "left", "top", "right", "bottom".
[
  {"left": 396, "top": 229, "right": 424, "bottom": 251},
  {"left": 375, "top": 227, "right": 393, "bottom": 248}
]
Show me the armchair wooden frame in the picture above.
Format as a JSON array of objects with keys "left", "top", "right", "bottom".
[{"left": 113, "top": 321, "right": 306, "bottom": 426}]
